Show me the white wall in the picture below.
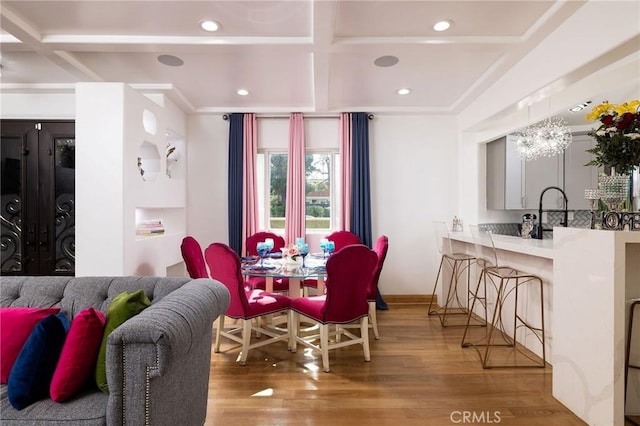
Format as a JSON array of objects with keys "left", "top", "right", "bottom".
[
  {"left": 370, "top": 115, "right": 458, "bottom": 296},
  {"left": 76, "top": 83, "right": 187, "bottom": 276},
  {"left": 186, "top": 115, "right": 229, "bottom": 250},
  {"left": 0, "top": 93, "right": 75, "bottom": 119}
]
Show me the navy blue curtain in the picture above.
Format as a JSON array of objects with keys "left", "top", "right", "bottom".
[
  {"left": 228, "top": 114, "right": 244, "bottom": 255},
  {"left": 350, "top": 112, "right": 387, "bottom": 309}
]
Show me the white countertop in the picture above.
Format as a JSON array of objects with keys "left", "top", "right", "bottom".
[{"left": 447, "top": 230, "right": 555, "bottom": 259}]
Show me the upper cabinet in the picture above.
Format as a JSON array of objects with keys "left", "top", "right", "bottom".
[
  {"left": 486, "top": 133, "right": 596, "bottom": 211},
  {"left": 564, "top": 133, "right": 599, "bottom": 211}
]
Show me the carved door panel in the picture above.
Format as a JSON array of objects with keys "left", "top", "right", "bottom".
[{"left": 1, "top": 120, "right": 75, "bottom": 275}]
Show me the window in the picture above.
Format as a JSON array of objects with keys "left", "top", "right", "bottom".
[
  {"left": 305, "top": 152, "right": 339, "bottom": 230},
  {"left": 257, "top": 150, "right": 340, "bottom": 232}
]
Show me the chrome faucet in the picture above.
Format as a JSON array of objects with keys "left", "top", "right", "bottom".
[{"left": 535, "top": 186, "right": 569, "bottom": 239}]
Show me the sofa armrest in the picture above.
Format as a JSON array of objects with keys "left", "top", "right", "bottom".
[{"left": 104, "top": 278, "right": 230, "bottom": 426}]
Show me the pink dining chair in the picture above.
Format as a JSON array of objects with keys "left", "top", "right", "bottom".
[
  {"left": 302, "top": 231, "right": 362, "bottom": 294},
  {"left": 368, "top": 235, "right": 389, "bottom": 339},
  {"left": 245, "top": 231, "right": 289, "bottom": 293},
  {"left": 246, "top": 231, "right": 286, "bottom": 256},
  {"left": 290, "top": 244, "right": 378, "bottom": 372},
  {"left": 326, "top": 230, "right": 361, "bottom": 251},
  {"left": 205, "top": 242, "right": 291, "bottom": 366},
  {"left": 180, "top": 236, "right": 209, "bottom": 278}
]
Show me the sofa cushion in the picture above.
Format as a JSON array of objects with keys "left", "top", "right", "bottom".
[
  {"left": 0, "top": 307, "right": 61, "bottom": 383},
  {"left": 95, "top": 289, "right": 151, "bottom": 393},
  {"left": 7, "top": 313, "right": 70, "bottom": 410},
  {"left": 50, "top": 307, "right": 106, "bottom": 402},
  {"left": 1, "top": 384, "right": 108, "bottom": 425}
]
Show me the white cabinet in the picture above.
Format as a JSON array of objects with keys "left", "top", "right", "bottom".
[
  {"left": 524, "top": 153, "right": 563, "bottom": 210},
  {"left": 564, "top": 133, "right": 599, "bottom": 211},
  {"left": 486, "top": 134, "right": 562, "bottom": 210}
]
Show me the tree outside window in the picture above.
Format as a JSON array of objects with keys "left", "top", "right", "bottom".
[{"left": 260, "top": 151, "right": 339, "bottom": 231}]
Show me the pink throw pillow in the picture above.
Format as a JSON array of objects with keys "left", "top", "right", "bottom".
[
  {"left": 50, "top": 307, "right": 106, "bottom": 402},
  {"left": 0, "top": 307, "right": 61, "bottom": 383}
]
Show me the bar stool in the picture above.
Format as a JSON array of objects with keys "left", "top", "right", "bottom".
[
  {"left": 428, "top": 221, "right": 482, "bottom": 327},
  {"left": 461, "top": 225, "right": 546, "bottom": 369},
  {"left": 626, "top": 299, "right": 640, "bottom": 425}
]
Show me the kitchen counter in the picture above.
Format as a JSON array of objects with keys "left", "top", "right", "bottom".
[
  {"left": 445, "top": 226, "right": 640, "bottom": 425},
  {"left": 447, "top": 230, "right": 555, "bottom": 259}
]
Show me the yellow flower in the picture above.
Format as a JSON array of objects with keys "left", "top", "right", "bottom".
[
  {"left": 615, "top": 100, "right": 640, "bottom": 116},
  {"left": 585, "top": 102, "right": 616, "bottom": 121}
]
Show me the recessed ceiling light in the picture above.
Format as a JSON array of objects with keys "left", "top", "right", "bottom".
[
  {"left": 397, "top": 88, "right": 411, "bottom": 95},
  {"left": 568, "top": 100, "right": 592, "bottom": 112},
  {"left": 200, "top": 20, "right": 221, "bottom": 32},
  {"left": 157, "top": 55, "right": 184, "bottom": 67},
  {"left": 374, "top": 55, "right": 399, "bottom": 67},
  {"left": 237, "top": 89, "right": 249, "bottom": 96},
  {"left": 433, "top": 20, "right": 453, "bottom": 32}
]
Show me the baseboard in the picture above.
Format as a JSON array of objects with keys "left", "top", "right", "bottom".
[{"left": 380, "top": 295, "right": 434, "bottom": 304}]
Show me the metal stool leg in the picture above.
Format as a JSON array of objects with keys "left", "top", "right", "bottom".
[
  {"left": 429, "top": 254, "right": 478, "bottom": 327},
  {"left": 626, "top": 301, "right": 640, "bottom": 424},
  {"left": 463, "top": 269, "right": 545, "bottom": 369}
]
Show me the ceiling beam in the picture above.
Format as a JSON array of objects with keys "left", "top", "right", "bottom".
[
  {"left": 311, "top": 0, "right": 337, "bottom": 112},
  {"left": 0, "top": 3, "right": 104, "bottom": 82}
]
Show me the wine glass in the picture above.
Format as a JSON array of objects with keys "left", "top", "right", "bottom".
[
  {"left": 256, "top": 242, "right": 269, "bottom": 267},
  {"left": 299, "top": 243, "right": 309, "bottom": 268},
  {"left": 326, "top": 241, "right": 335, "bottom": 257},
  {"left": 320, "top": 239, "right": 328, "bottom": 259},
  {"left": 264, "top": 238, "right": 274, "bottom": 252}
]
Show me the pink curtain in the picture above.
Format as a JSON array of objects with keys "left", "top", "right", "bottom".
[
  {"left": 285, "top": 113, "right": 306, "bottom": 244},
  {"left": 339, "top": 113, "right": 352, "bottom": 231},
  {"left": 242, "top": 113, "right": 258, "bottom": 255}
]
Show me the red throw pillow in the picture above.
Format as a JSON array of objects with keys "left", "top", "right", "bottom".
[
  {"left": 0, "top": 307, "right": 61, "bottom": 384},
  {"left": 50, "top": 307, "right": 106, "bottom": 402}
]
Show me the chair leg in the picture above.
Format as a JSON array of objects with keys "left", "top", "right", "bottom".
[
  {"left": 461, "top": 270, "right": 484, "bottom": 347},
  {"left": 214, "top": 315, "right": 225, "bottom": 353},
  {"left": 369, "top": 301, "right": 379, "bottom": 339},
  {"left": 239, "top": 319, "right": 252, "bottom": 366},
  {"left": 290, "top": 311, "right": 299, "bottom": 353},
  {"left": 320, "top": 324, "right": 330, "bottom": 372},
  {"left": 427, "top": 256, "right": 446, "bottom": 314},
  {"left": 361, "top": 317, "right": 371, "bottom": 362},
  {"left": 289, "top": 310, "right": 297, "bottom": 352}
]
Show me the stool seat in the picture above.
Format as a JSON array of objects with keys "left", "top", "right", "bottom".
[
  {"left": 428, "top": 221, "right": 485, "bottom": 328},
  {"left": 461, "top": 225, "right": 546, "bottom": 369}
]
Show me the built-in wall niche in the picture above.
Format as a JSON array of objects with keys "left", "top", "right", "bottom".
[
  {"left": 165, "top": 129, "right": 184, "bottom": 179},
  {"left": 135, "top": 207, "right": 185, "bottom": 239},
  {"left": 137, "top": 141, "right": 160, "bottom": 182},
  {"left": 142, "top": 109, "right": 157, "bottom": 135}
]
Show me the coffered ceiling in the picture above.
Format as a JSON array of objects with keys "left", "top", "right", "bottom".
[{"left": 0, "top": 1, "right": 638, "bottom": 121}]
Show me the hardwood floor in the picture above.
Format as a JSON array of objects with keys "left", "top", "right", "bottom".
[{"left": 205, "top": 303, "right": 586, "bottom": 425}]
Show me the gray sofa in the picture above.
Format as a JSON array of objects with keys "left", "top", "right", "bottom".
[{"left": 0, "top": 276, "right": 230, "bottom": 425}]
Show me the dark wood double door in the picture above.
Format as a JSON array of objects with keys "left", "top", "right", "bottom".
[{"left": 1, "top": 120, "right": 75, "bottom": 275}]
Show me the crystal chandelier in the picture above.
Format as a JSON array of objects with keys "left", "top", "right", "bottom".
[{"left": 516, "top": 116, "right": 573, "bottom": 161}]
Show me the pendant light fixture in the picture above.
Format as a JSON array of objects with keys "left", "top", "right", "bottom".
[{"left": 516, "top": 99, "right": 573, "bottom": 161}]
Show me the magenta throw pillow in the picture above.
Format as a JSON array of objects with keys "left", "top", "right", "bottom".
[
  {"left": 7, "top": 312, "right": 70, "bottom": 410},
  {"left": 0, "top": 307, "right": 61, "bottom": 384},
  {"left": 50, "top": 307, "right": 106, "bottom": 402}
]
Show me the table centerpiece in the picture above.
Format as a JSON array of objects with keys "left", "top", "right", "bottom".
[{"left": 585, "top": 100, "right": 640, "bottom": 229}]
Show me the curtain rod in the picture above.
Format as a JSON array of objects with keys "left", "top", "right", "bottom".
[{"left": 222, "top": 113, "right": 374, "bottom": 120}]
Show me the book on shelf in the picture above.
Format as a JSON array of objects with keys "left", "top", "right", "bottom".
[
  {"left": 136, "top": 219, "right": 165, "bottom": 235},
  {"left": 136, "top": 228, "right": 165, "bottom": 236}
]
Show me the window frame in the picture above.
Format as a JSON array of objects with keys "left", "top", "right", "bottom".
[{"left": 257, "top": 148, "right": 340, "bottom": 233}]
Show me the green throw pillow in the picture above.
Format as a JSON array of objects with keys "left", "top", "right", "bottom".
[{"left": 95, "top": 289, "right": 151, "bottom": 393}]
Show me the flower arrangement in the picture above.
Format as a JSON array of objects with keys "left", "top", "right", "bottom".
[
  {"left": 281, "top": 245, "right": 300, "bottom": 261},
  {"left": 585, "top": 100, "right": 640, "bottom": 174}
]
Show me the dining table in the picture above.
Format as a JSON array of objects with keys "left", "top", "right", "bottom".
[{"left": 241, "top": 253, "right": 328, "bottom": 297}]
